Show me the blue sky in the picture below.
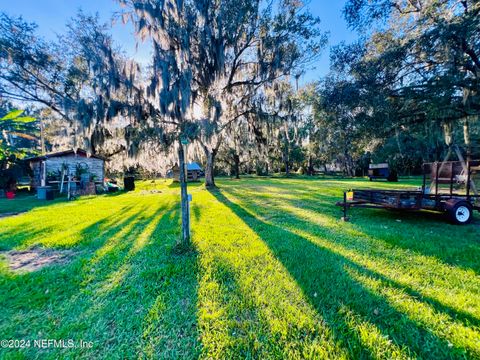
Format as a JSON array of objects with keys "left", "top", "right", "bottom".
[{"left": 1, "top": 0, "right": 358, "bottom": 83}]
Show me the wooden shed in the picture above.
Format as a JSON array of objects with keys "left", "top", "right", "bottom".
[
  {"left": 171, "top": 162, "right": 203, "bottom": 182},
  {"left": 26, "top": 149, "right": 105, "bottom": 190}
]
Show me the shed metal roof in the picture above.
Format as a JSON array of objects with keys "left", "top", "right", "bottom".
[
  {"left": 187, "top": 162, "right": 203, "bottom": 171},
  {"left": 25, "top": 149, "right": 106, "bottom": 162}
]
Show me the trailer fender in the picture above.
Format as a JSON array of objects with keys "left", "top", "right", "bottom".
[
  {"left": 444, "top": 199, "right": 473, "bottom": 225},
  {"left": 443, "top": 198, "right": 467, "bottom": 211}
]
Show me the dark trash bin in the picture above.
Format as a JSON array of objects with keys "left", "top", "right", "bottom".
[
  {"left": 124, "top": 176, "right": 135, "bottom": 192},
  {"left": 46, "top": 189, "right": 55, "bottom": 200}
]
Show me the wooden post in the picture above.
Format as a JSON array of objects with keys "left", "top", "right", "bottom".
[
  {"left": 449, "top": 162, "right": 454, "bottom": 196},
  {"left": 41, "top": 161, "right": 46, "bottom": 187},
  {"left": 183, "top": 143, "right": 188, "bottom": 183},
  {"left": 60, "top": 167, "right": 65, "bottom": 194},
  {"left": 341, "top": 192, "right": 349, "bottom": 222},
  {"left": 40, "top": 117, "right": 46, "bottom": 155},
  {"left": 67, "top": 170, "right": 72, "bottom": 201},
  {"left": 467, "top": 161, "right": 471, "bottom": 200},
  {"left": 454, "top": 145, "right": 478, "bottom": 196},
  {"left": 435, "top": 162, "right": 440, "bottom": 207},
  {"left": 178, "top": 140, "right": 190, "bottom": 244},
  {"left": 422, "top": 163, "right": 426, "bottom": 194}
]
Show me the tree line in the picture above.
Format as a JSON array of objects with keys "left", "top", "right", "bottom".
[{"left": 1, "top": 0, "right": 479, "bottom": 243}]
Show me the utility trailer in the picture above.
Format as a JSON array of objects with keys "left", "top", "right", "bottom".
[{"left": 337, "top": 160, "right": 480, "bottom": 224}]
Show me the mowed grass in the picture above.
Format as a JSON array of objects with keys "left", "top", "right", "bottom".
[{"left": 0, "top": 177, "right": 479, "bottom": 359}]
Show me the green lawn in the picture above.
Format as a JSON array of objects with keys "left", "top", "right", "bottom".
[{"left": 0, "top": 177, "right": 479, "bottom": 359}]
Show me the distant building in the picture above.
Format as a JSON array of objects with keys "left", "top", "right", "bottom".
[
  {"left": 26, "top": 149, "right": 105, "bottom": 190},
  {"left": 170, "top": 162, "right": 204, "bottom": 182}
]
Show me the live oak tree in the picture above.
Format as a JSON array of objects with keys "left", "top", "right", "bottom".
[
  {"left": 194, "top": 0, "right": 324, "bottom": 186},
  {"left": 0, "top": 14, "right": 67, "bottom": 119},
  {"left": 0, "top": 12, "right": 141, "bottom": 158},
  {"left": 119, "top": 0, "right": 324, "bottom": 244},
  {"left": 263, "top": 80, "right": 307, "bottom": 175},
  {"left": 307, "top": 0, "right": 480, "bottom": 174},
  {"left": 342, "top": 0, "right": 480, "bottom": 160},
  {"left": 215, "top": 116, "right": 253, "bottom": 179},
  {"left": 316, "top": 76, "right": 363, "bottom": 176},
  {"left": 121, "top": 0, "right": 324, "bottom": 182}
]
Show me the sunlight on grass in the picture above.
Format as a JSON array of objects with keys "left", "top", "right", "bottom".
[
  {"left": 193, "top": 189, "right": 347, "bottom": 359},
  {"left": 1, "top": 176, "right": 479, "bottom": 359},
  {"left": 224, "top": 186, "right": 480, "bottom": 326},
  {"left": 88, "top": 209, "right": 148, "bottom": 265},
  {"left": 339, "top": 304, "right": 410, "bottom": 359},
  {"left": 347, "top": 267, "right": 480, "bottom": 358},
  {"left": 216, "top": 177, "right": 480, "bottom": 358},
  {"left": 129, "top": 206, "right": 172, "bottom": 256},
  {"left": 96, "top": 263, "right": 131, "bottom": 296}
]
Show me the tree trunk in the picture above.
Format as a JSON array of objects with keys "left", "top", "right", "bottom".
[
  {"left": 344, "top": 142, "right": 354, "bottom": 177},
  {"left": 178, "top": 143, "right": 190, "bottom": 245},
  {"left": 308, "top": 156, "right": 314, "bottom": 176},
  {"left": 283, "top": 136, "right": 290, "bottom": 175},
  {"left": 395, "top": 127, "right": 404, "bottom": 157},
  {"left": 233, "top": 153, "right": 240, "bottom": 179},
  {"left": 443, "top": 122, "right": 453, "bottom": 147},
  {"left": 204, "top": 148, "right": 216, "bottom": 187},
  {"left": 344, "top": 152, "right": 354, "bottom": 177}
]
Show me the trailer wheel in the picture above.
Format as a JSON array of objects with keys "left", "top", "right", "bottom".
[{"left": 448, "top": 202, "right": 473, "bottom": 225}]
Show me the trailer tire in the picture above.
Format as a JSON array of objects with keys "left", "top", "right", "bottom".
[{"left": 448, "top": 201, "right": 473, "bottom": 225}]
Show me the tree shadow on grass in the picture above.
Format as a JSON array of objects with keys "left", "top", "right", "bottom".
[
  {"left": 0, "top": 191, "right": 125, "bottom": 217},
  {"left": 0, "top": 201, "right": 201, "bottom": 359},
  {"left": 224, "top": 186, "right": 480, "bottom": 331},
  {"left": 311, "top": 194, "right": 480, "bottom": 274},
  {"left": 0, "top": 205, "right": 145, "bottom": 317},
  {"left": 196, "top": 257, "right": 293, "bottom": 359},
  {"left": 347, "top": 208, "right": 480, "bottom": 272},
  {"left": 0, "top": 204, "right": 137, "bottom": 251},
  {"left": 228, "top": 182, "right": 480, "bottom": 275},
  {"left": 0, "top": 195, "right": 66, "bottom": 215},
  {"left": 210, "top": 188, "right": 479, "bottom": 359},
  {"left": 191, "top": 202, "right": 201, "bottom": 222},
  {"left": 168, "top": 181, "right": 204, "bottom": 190},
  {"left": 0, "top": 227, "right": 54, "bottom": 251}
]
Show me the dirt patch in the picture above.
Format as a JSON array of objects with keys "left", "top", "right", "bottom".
[
  {"left": 140, "top": 190, "right": 163, "bottom": 195},
  {"left": 0, "top": 247, "right": 75, "bottom": 273}
]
